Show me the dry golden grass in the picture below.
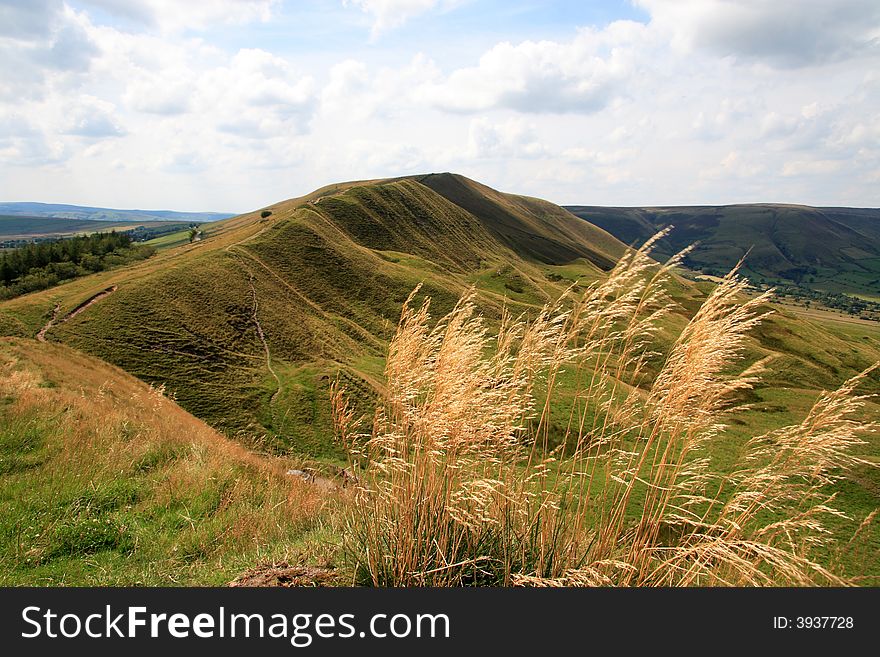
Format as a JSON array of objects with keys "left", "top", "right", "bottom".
[{"left": 336, "top": 236, "right": 879, "bottom": 586}]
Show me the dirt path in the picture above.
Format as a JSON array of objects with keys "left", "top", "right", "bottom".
[
  {"left": 36, "top": 286, "right": 117, "bottom": 342},
  {"left": 248, "top": 274, "right": 283, "bottom": 412},
  {"left": 234, "top": 247, "right": 385, "bottom": 350},
  {"left": 224, "top": 218, "right": 276, "bottom": 254},
  {"left": 36, "top": 304, "right": 61, "bottom": 342}
]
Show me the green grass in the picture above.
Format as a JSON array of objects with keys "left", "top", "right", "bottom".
[
  {"left": 1, "top": 175, "right": 877, "bottom": 460},
  {"left": 0, "top": 339, "right": 328, "bottom": 586},
  {"left": 0, "top": 177, "right": 623, "bottom": 449},
  {"left": 144, "top": 228, "right": 192, "bottom": 249},
  {"left": 568, "top": 204, "right": 880, "bottom": 297},
  {"left": 0, "top": 174, "right": 878, "bottom": 584}
]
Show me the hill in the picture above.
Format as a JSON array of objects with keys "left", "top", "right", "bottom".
[
  {"left": 0, "top": 338, "right": 326, "bottom": 585},
  {"left": 0, "top": 202, "right": 233, "bottom": 224},
  {"left": 565, "top": 204, "right": 880, "bottom": 297},
  {"left": 1, "top": 173, "right": 879, "bottom": 585},
  {"left": 0, "top": 174, "right": 877, "bottom": 458},
  {"left": 0, "top": 174, "right": 626, "bottom": 454},
  {"left": 0, "top": 216, "right": 188, "bottom": 242}
]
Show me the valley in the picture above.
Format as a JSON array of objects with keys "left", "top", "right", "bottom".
[{"left": 566, "top": 204, "right": 880, "bottom": 301}]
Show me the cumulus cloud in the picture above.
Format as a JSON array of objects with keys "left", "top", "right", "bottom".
[
  {"left": 76, "top": 0, "right": 278, "bottom": 32},
  {"left": 0, "top": 111, "right": 65, "bottom": 165},
  {"left": 701, "top": 151, "right": 767, "bottom": 181},
  {"left": 0, "top": 0, "right": 61, "bottom": 39},
  {"left": 418, "top": 22, "right": 650, "bottom": 114},
  {"left": 322, "top": 54, "right": 440, "bottom": 120},
  {"left": 466, "top": 117, "right": 545, "bottom": 159},
  {"left": 0, "top": 3, "right": 99, "bottom": 100},
  {"left": 343, "top": 0, "right": 463, "bottom": 40},
  {"left": 1, "top": 0, "right": 878, "bottom": 209},
  {"left": 759, "top": 103, "right": 837, "bottom": 150},
  {"left": 691, "top": 98, "right": 756, "bottom": 141},
  {"left": 124, "top": 73, "right": 193, "bottom": 115},
  {"left": 201, "top": 49, "right": 317, "bottom": 139},
  {"left": 636, "top": 0, "right": 880, "bottom": 67},
  {"left": 781, "top": 159, "right": 843, "bottom": 177},
  {"left": 63, "top": 96, "right": 125, "bottom": 137}
]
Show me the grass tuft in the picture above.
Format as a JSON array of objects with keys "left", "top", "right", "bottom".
[{"left": 338, "top": 236, "right": 879, "bottom": 586}]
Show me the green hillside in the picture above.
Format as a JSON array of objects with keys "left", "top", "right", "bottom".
[
  {"left": 1, "top": 174, "right": 878, "bottom": 585},
  {"left": 0, "top": 175, "right": 877, "bottom": 461},
  {"left": 0, "top": 338, "right": 324, "bottom": 585},
  {"left": 566, "top": 204, "right": 880, "bottom": 296},
  {"left": 0, "top": 175, "right": 623, "bottom": 452}
]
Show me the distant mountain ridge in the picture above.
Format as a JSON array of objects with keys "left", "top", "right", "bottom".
[
  {"left": 0, "top": 202, "right": 234, "bottom": 223},
  {"left": 565, "top": 203, "right": 880, "bottom": 296}
]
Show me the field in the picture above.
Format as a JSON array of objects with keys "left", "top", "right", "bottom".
[
  {"left": 0, "top": 202, "right": 233, "bottom": 224},
  {"left": 0, "top": 216, "right": 183, "bottom": 242}
]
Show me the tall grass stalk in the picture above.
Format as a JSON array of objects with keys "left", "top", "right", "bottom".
[{"left": 338, "top": 235, "right": 878, "bottom": 586}]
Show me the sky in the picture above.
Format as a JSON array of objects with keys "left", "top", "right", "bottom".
[{"left": 0, "top": 0, "right": 879, "bottom": 213}]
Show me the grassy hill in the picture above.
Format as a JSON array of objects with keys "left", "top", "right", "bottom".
[
  {"left": 566, "top": 204, "right": 880, "bottom": 297},
  {"left": 0, "top": 174, "right": 628, "bottom": 453},
  {"left": 0, "top": 338, "right": 327, "bottom": 585},
  {"left": 0, "top": 173, "right": 878, "bottom": 584},
  {"left": 0, "top": 175, "right": 876, "bottom": 456}
]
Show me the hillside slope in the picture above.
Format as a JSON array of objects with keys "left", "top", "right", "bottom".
[
  {"left": 0, "top": 175, "right": 877, "bottom": 458},
  {"left": 0, "top": 338, "right": 324, "bottom": 585},
  {"left": 566, "top": 204, "right": 880, "bottom": 295},
  {"left": 0, "top": 175, "right": 625, "bottom": 452}
]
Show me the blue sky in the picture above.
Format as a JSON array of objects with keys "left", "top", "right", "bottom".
[{"left": 1, "top": 0, "right": 879, "bottom": 212}]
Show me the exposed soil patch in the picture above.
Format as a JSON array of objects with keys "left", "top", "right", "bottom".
[
  {"left": 229, "top": 563, "right": 338, "bottom": 587},
  {"left": 36, "top": 286, "right": 118, "bottom": 342},
  {"left": 36, "top": 304, "right": 61, "bottom": 342}
]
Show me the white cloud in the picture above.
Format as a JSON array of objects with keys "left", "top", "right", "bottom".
[
  {"left": 0, "top": 4, "right": 99, "bottom": 100},
  {"left": 0, "top": 0, "right": 61, "bottom": 39},
  {"left": 418, "top": 22, "right": 651, "bottom": 114},
  {"left": 76, "top": 0, "right": 278, "bottom": 32},
  {"left": 63, "top": 95, "right": 125, "bottom": 137},
  {"left": 700, "top": 151, "right": 767, "bottom": 181},
  {"left": 466, "top": 117, "right": 545, "bottom": 159},
  {"left": 0, "top": 110, "right": 65, "bottom": 165},
  {"left": 200, "top": 49, "right": 317, "bottom": 139},
  {"left": 322, "top": 54, "right": 440, "bottom": 120},
  {"left": 124, "top": 73, "right": 193, "bottom": 115},
  {"left": 1, "top": 0, "right": 878, "bottom": 210},
  {"left": 343, "top": 0, "right": 463, "bottom": 40},
  {"left": 759, "top": 103, "right": 836, "bottom": 150},
  {"left": 635, "top": 0, "right": 880, "bottom": 67},
  {"left": 781, "top": 159, "right": 843, "bottom": 177},
  {"left": 692, "top": 98, "right": 756, "bottom": 141}
]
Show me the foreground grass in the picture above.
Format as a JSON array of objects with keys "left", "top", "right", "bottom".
[
  {"left": 339, "top": 242, "right": 880, "bottom": 586},
  {"left": 0, "top": 339, "right": 331, "bottom": 585}
]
